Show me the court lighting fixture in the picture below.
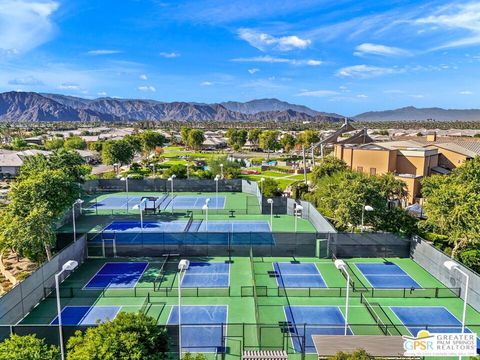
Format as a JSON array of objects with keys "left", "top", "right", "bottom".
[
  {"left": 294, "top": 205, "right": 303, "bottom": 232},
  {"left": 120, "top": 175, "right": 133, "bottom": 212},
  {"left": 335, "top": 259, "right": 350, "bottom": 336},
  {"left": 55, "top": 260, "right": 79, "bottom": 360},
  {"left": 178, "top": 259, "right": 190, "bottom": 359},
  {"left": 214, "top": 175, "right": 220, "bottom": 209},
  {"left": 168, "top": 175, "right": 176, "bottom": 213},
  {"left": 202, "top": 201, "right": 209, "bottom": 231},
  {"left": 267, "top": 198, "right": 274, "bottom": 230},
  {"left": 361, "top": 205, "right": 374, "bottom": 232}
]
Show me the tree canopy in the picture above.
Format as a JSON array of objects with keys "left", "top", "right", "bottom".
[
  {"left": 0, "top": 334, "right": 59, "bottom": 360},
  {"left": 226, "top": 129, "right": 248, "bottom": 151},
  {"left": 66, "top": 312, "right": 168, "bottom": 360},
  {"left": 102, "top": 140, "right": 135, "bottom": 166}
]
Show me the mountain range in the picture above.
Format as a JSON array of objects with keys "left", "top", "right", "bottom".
[
  {"left": 1, "top": 91, "right": 479, "bottom": 122},
  {"left": 0, "top": 92, "right": 344, "bottom": 123}
]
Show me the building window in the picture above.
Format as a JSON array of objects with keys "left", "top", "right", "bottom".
[
  {"left": 370, "top": 168, "right": 376, "bottom": 176},
  {"left": 357, "top": 166, "right": 363, "bottom": 172}
]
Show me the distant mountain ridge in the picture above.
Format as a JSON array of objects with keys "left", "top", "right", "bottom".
[
  {"left": 0, "top": 92, "right": 345, "bottom": 122},
  {"left": 354, "top": 106, "right": 480, "bottom": 122}
]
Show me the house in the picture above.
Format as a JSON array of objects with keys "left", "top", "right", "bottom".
[{"left": 0, "top": 149, "right": 51, "bottom": 177}]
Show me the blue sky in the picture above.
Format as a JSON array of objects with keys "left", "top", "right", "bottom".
[{"left": 0, "top": 0, "right": 479, "bottom": 115}]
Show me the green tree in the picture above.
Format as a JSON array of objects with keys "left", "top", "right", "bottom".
[
  {"left": 182, "top": 353, "right": 207, "bottom": 360},
  {"left": 64, "top": 136, "right": 87, "bottom": 150},
  {"left": 259, "top": 130, "right": 281, "bottom": 159},
  {"left": 311, "top": 156, "right": 348, "bottom": 181},
  {"left": 261, "top": 178, "right": 282, "bottom": 198},
  {"left": 180, "top": 127, "right": 191, "bottom": 147},
  {"left": 207, "top": 157, "right": 241, "bottom": 179},
  {"left": 124, "top": 134, "right": 143, "bottom": 153},
  {"left": 102, "top": 140, "right": 135, "bottom": 166},
  {"left": 226, "top": 129, "right": 248, "bottom": 151},
  {"left": 297, "top": 129, "right": 319, "bottom": 147},
  {"left": 187, "top": 129, "right": 205, "bottom": 150},
  {"left": 44, "top": 137, "right": 65, "bottom": 150},
  {"left": 0, "top": 334, "right": 59, "bottom": 360},
  {"left": 11, "top": 137, "right": 28, "bottom": 150},
  {"left": 328, "top": 349, "right": 374, "bottom": 360},
  {"left": 164, "top": 164, "right": 187, "bottom": 179},
  {"left": 247, "top": 128, "right": 262, "bottom": 147},
  {"left": 88, "top": 141, "right": 103, "bottom": 152},
  {"left": 421, "top": 157, "right": 480, "bottom": 258},
  {"left": 141, "top": 130, "right": 166, "bottom": 155},
  {"left": 280, "top": 133, "right": 296, "bottom": 152},
  {"left": 66, "top": 312, "right": 168, "bottom": 360}
]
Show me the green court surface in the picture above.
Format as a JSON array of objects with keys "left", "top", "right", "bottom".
[
  {"left": 20, "top": 256, "right": 480, "bottom": 359},
  {"left": 59, "top": 191, "right": 317, "bottom": 234}
]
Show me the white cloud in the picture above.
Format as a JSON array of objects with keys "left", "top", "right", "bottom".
[
  {"left": 336, "top": 65, "right": 402, "bottom": 78},
  {"left": 297, "top": 90, "right": 339, "bottom": 97},
  {"left": 200, "top": 81, "right": 213, "bottom": 86},
  {"left": 248, "top": 68, "right": 260, "bottom": 74},
  {"left": 139, "top": 74, "right": 148, "bottom": 80},
  {"left": 232, "top": 55, "right": 321, "bottom": 66},
  {"left": 160, "top": 52, "right": 180, "bottom": 58},
  {"left": 354, "top": 43, "right": 411, "bottom": 57},
  {"left": 238, "top": 28, "right": 311, "bottom": 51},
  {"left": 459, "top": 90, "right": 473, "bottom": 95},
  {"left": 97, "top": 91, "right": 107, "bottom": 96},
  {"left": 416, "top": 3, "right": 480, "bottom": 49},
  {"left": 8, "top": 76, "right": 43, "bottom": 85},
  {"left": 138, "top": 85, "right": 156, "bottom": 92},
  {"left": 57, "top": 83, "right": 80, "bottom": 90},
  {"left": 87, "top": 49, "right": 122, "bottom": 56},
  {"left": 0, "top": 0, "right": 59, "bottom": 54},
  {"left": 356, "top": 94, "right": 368, "bottom": 98}
]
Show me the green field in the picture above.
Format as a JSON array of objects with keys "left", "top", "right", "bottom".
[{"left": 20, "top": 255, "right": 480, "bottom": 359}]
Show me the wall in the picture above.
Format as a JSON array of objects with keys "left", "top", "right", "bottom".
[
  {"left": 437, "top": 149, "right": 469, "bottom": 170},
  {"left": 411, "top": 235, "right": 480, "bottom": 312},
  {"left": 0, "top": 235, "right": 88, "bottom": 325},
  {"left": 335, "top": 146, "right": 394, "bottom": 175}
]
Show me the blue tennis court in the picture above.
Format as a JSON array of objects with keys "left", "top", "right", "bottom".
[
  {"left": 274, "top": 262, "right": 326, "bottom": 288},
  {"left": 95, "top": 220, "right": 275, "bottom": 245},
  {"left": 285, "top": 306, "right": 352, "bottom": 353},
  {"left": 162, "top": 195, "right": 226, "bottom": 210},
  {"left": 91, "top": 195, "right": 166, "bottom": 210},
  {"left": 84, "top": 262, "right": 148, "bottom": 289},
  {"left": 168, "top": 305, "right": 227, "bottom": 353},
  {"left": 181, "top": 262, "right": 230, "bottom": 288},
  {"left": 51, "top": 306, "right": 120, "bottom": 325},
  {"left": 355, "top": 262, "right": 421, "bottom": 289}
]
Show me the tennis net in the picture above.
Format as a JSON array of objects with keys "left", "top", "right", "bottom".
[
  {"left": 250, "top": 248, "right": 261, "bottom": 345},
  {"left": 360, "top": 293, "right": 388, "bottom": 335},
  {"left": 140, "top": 293, "right": 151, "bottom": 314},
  {"left": 184, "top": 212, "right": 194, "bottom": 232}
]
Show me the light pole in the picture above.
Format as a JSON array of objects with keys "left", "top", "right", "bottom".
[
  {"left": 178, "top": 259, "right": 190, "bottom": 360},
  {"left": 202, "top": 198, "right": 210, "bottom": 232},
  {"left": 360, "top": 205, "right": 374, "bottom": 232},
  {"left": 186, "top": 163, "right": 190, "bottom": 179},
  {"left": 335, "top": 259, "right": 350, "bottom": 336},
  {"left": 55, "top": 260, "right": 79, "bottom": 360},
  {"left": 214, "top": 174, "right": 220, "bottom": 209},
  {"left": 168, "top": 174, "right": 176, "bottom": 213},
  {"left": 150, "top": 163, "right": 155, "bottom": 175},
  {"left": 120, "top": 175, "right": 132, "bottom": 213},
  {"left": 72, "top": 199, "right": 84, "bottom": 242},
  {"left": 220, "top": 163, "right": 224, "bottom": 179},
  {"left": 133, "top": 198, "right": 148, "bottom": 230},
  {"left": 267, "top": 198, "right": 274, "bottom": 230},
  {"left": 113, "top": 163, "right": 119, "bottom": 174},
  {"left": 260, "top": 177, "right": 265, "bottom": 195},
  {"left": 444, "top": 260, "right": 469, "bottom": 360},
  {"left": 294, "top": 205, "right": 303, "bottom": 232}
]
